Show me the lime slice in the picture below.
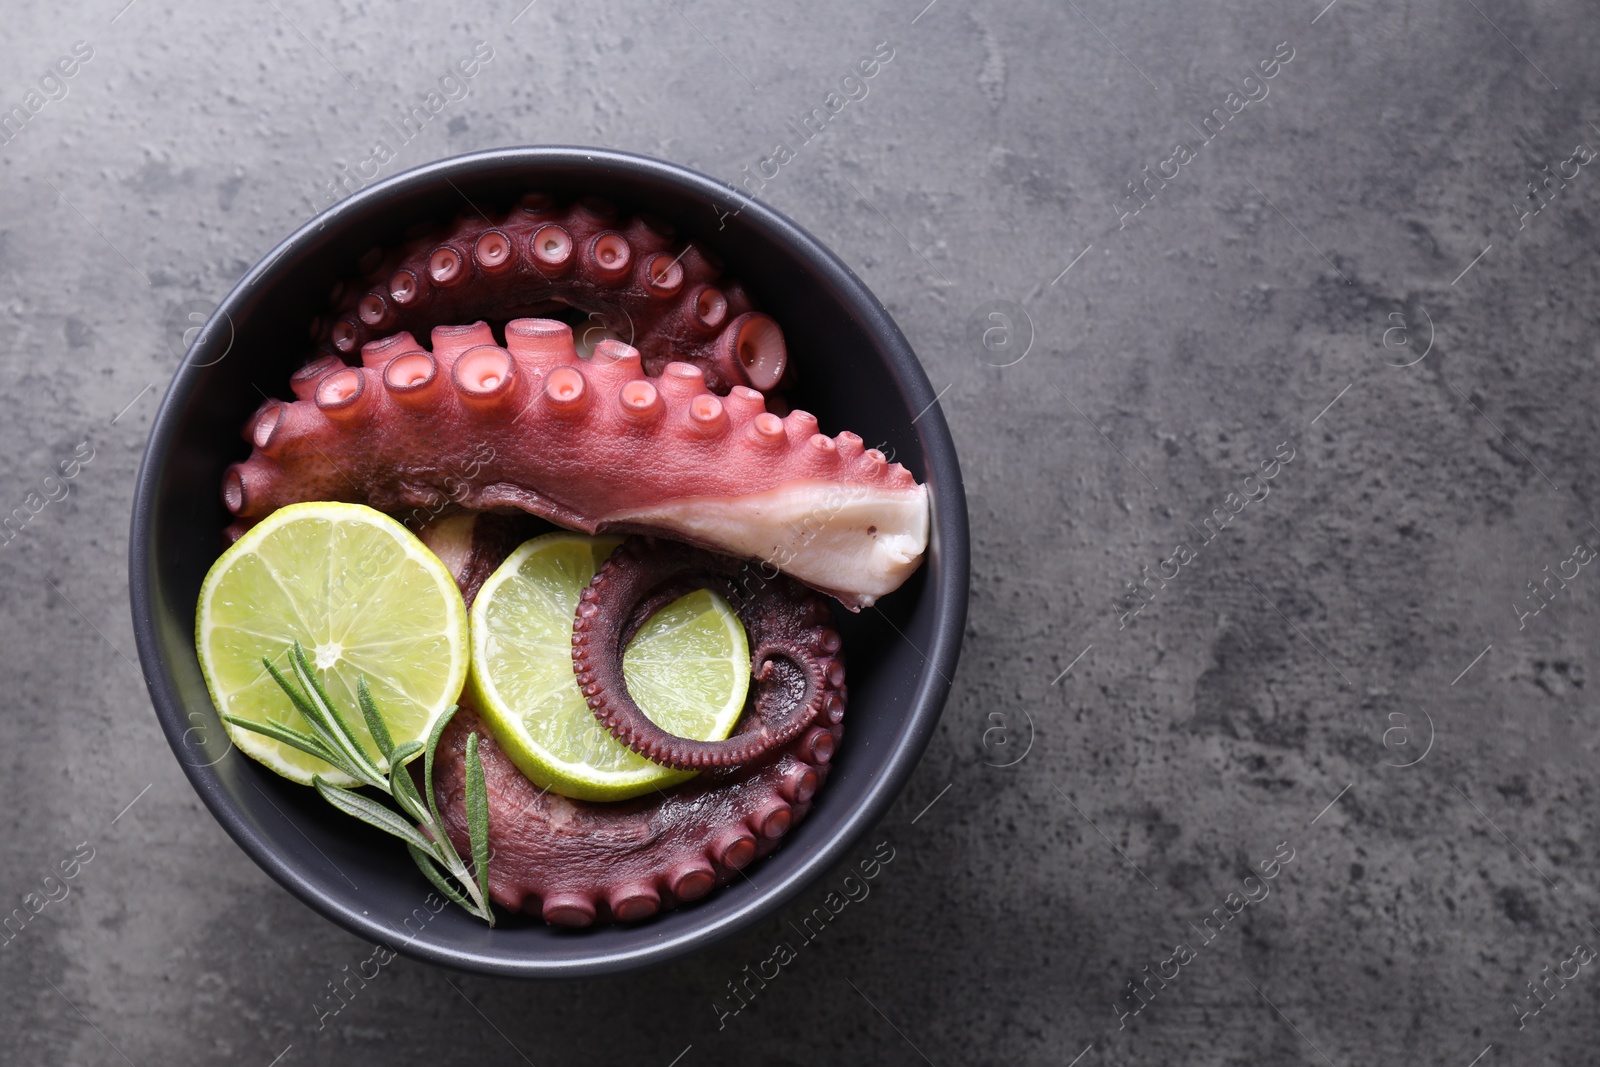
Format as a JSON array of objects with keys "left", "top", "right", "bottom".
[
  {"left": 468, "top": 533, "right": 750, "bottom": 801},
  {"left": 196, "top": 501, "right": 470, "bottom": 786}
]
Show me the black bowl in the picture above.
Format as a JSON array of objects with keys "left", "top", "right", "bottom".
[{"left": 129, "top": 146, "right": 968, "bottom": 977}]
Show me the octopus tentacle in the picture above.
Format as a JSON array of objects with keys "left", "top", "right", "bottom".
[
  {"left": 309, "top": 195, "right": 787, "bottom": 395},
  {"left": 572, "top": 537, "right": 840, "bottom": 770},
  {"left": 411, "top": 515, "right": 841, "bottom": 926},
  {"left": 431, "top": 696, "right": 843, "bottom": 926},
  {"left": 226, "top": 190, "right": 916, "bottom": 927},
  {"left": 224, "top": 319, "right": 929, "bottom": 609}
]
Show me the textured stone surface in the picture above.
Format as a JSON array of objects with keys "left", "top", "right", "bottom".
[{"left": 2, "top": 0, "right": 1598, "bottom": 1064}]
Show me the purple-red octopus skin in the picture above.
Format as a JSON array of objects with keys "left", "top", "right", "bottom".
[
  {"left": 416, "top": 518, "right": 846, "bottom": 927},
  {"left": 310, "top": 194, "right": 787, "bottom": 396},
  {"left": 431, "top": 699, "right": 844, "bottom": 927},
  {"left": 573, "top": 536, "right": 844, "bottom": 770},
  {"left": 225, "top": 320, "right": 929, "bottom": 609},
  {"left": 232, "top": 194, "right": 908, "bottom": 925}
]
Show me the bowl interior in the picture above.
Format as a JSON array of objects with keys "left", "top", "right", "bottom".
[{"left": 131, "top": 147, "right": 966, "bottom": 977}]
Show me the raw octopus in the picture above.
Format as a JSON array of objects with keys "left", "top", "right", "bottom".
[{"left": 237, "top": 194, "right": 928, "bottom": 925}]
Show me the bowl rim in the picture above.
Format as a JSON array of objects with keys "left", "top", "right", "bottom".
[{"left": 129, "top": 145, "right": 969, "bottom": 978}]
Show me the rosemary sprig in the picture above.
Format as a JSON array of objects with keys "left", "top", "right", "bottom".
[{"left": 223, "top": 641, "right": 495, "bottom": 925}]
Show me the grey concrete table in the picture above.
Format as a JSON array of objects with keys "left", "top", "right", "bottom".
[{"left": 2, "top": 0, "right": 1596, "bottom": 1063}]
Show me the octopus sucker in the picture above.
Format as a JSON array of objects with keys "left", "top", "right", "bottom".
[
  {"left": 224, "top": 319, "right": 928, "bottom": 609},
  {"left": 308, "top": 195, "right": 787, "bottom": 395},
  {"left": 430, "top": 695, "right": 843, "bottom": 927},
  {"left": 217, "top": 190, "right": 936, "bottom": 928},
  {"left": 289, "top": 354, "right": 345, "bottom": 400},
  {"left": 398, "top": 511, "right": 851, "bottom": 928},
  {"left": 572, "top": 537, "right": 839, "bottom": 770}
]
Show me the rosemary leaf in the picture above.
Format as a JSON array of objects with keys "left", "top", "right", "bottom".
[
  {"left": 422, "top": 705, "right": 458, "bottom": 838},
  {"left": 291, "top": 645, "right": 372, "bottom": 765},
  {"left": 262, "top": 658, "right": 367, "bottom": 780},
  {"left": 418, "top": 705, "right": 476, "bottom": 889},
  {"left": 405, "top": 842, "right": 480, "bottom": 918},
  {"left": 221, "top": 714, "right": 340, "bottom": 769},
  {"left": 253, "top": 644, "right": 493, "bottom": 925},
  {"left": 464, "top": 732, "right": 491, "bottom": 908},
  {"left": 389, "top": 740, "right": 424, "bottom": 765},
  {"left": 290, "top": 644, "right": 385, "bottom": 785},
  {"left": 312, "top": 777, "right": 436, "bottom": 853},
  {"left": 389, "top": 754, "right": 431, "bottom": 825},
  {"left": 357, "top": 676, "right": 395, "bottom": 761},
  {"left": 262, "top": 658, "right": 335, "bottom": 742}
]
